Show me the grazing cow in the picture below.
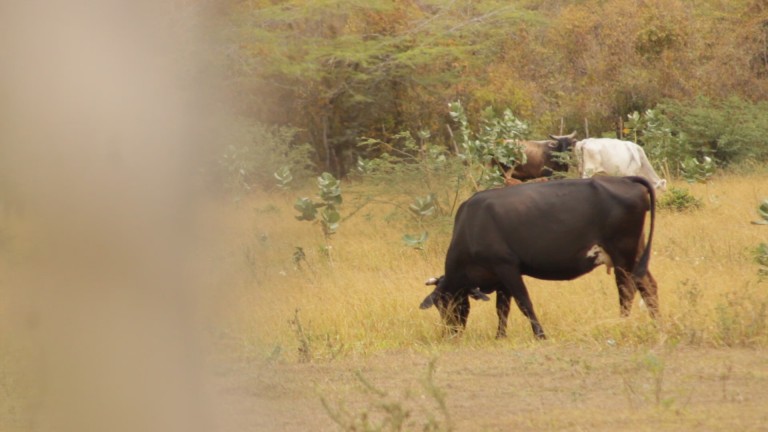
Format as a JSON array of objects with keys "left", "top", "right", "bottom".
[
  {"left": 497, "top": 132, "right": 578, "bottom": 182},
  {"left": 420, "top": 176, "right": 658, "bottom": 340},
  {"left": 575, "top": 138, "right": 667, "bottom": 191}
]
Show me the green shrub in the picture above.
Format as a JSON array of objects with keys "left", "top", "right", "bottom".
[
  {"left": 658, "top": 187, "right": 702, "bottom": 212},
  {"left": 294, "top": 172, "right": 343, "bottom": 239},
  {"left": 626, "top": 97, "right": 768, "bottom": 176},
  {"left": 448, "top": 101, "right": 530, "bottom": 190},
  {"left": 217, "top": 119, "right": 315, "bottom": 195},
  {"left": 356, "top": 130, "right": 456, "bottom": 200},
  {"left": 625, "top": 108, "right": 692, "bottom": 177},
  {"left": 662, "top": 97, "right": 768, "bottom": 166}
]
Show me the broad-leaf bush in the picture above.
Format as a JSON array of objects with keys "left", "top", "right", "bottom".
[
  {"left": 448, "top": 101, "right": 529, "bottom": 190},
  {"left": 273, "top": 166, "right": 294, "bottom": 190},
  {"left": 218, "top": 119, "right": 315, "bottom": 195},
  {"left": 681, "top": 156, "right": 715, "bottom": 184},
  {"left": 294, "top": 172, "right": 344, "bottom": 239},
  {"left": 625, "top": 108, "right": 691, "bottom": 176}
]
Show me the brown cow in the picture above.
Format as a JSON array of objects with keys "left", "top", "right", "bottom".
[{"left": 498, "top": 132, "right": 578, "bottom": 182}]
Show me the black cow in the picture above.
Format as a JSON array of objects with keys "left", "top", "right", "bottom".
[{"left": 420, "top": 176, "right": 658, "bottom": 340}]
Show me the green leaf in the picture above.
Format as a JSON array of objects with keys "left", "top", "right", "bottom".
[
  {"left": 321, "top": 207, "right": 341, "bottom": 235},
  {"left": 294, "top": 197, "right": 318, "bottom": 221},
  {"left": 274, "top": 166, "right": 293, "bottom": 189},
  {"left": 403, "top": 232, "right": 429, "bottom": 249},
  {"left": 318, "top": 172, "right": 342, "bottom": 206},
  {"left": 681, "top": 156, "right": 715, "bottom": 184},
  {"left": 408, "top": 194, "right": 436, "bottom": 218},
  {"left": 448, "top": 100, "right": 529, "bottom": 172}
]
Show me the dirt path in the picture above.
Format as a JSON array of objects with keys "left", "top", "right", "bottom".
[{"left": 210, "top": 345, "right": 768, "bottom": 431}]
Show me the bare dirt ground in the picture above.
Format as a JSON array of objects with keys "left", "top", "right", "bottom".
[{"left": 211, "top": 345, "right": 768, "bottom": 431}]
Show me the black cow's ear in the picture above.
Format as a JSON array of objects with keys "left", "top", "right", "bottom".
[{"left": 420, "top": 292, "right": 436, "bottom": 309}]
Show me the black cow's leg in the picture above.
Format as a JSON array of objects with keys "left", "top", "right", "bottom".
[
  {"left": 636, "top": 270, "right": 659, "bottom": 318},
  {"left": 495, "top": 289, "right": 511, "bottom": 339},
  {"left": 513, "top": 295, "right": 546, "bottom": 340},
  {"left": 615, "top": 268, "right": 637, "bottom": 317},
  {"left": 495, "top": 265, "right": 546, "bottom": 340}
]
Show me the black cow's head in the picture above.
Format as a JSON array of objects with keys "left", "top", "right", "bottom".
[
  {"left": 421, "top": 276, "right": 488, "bottom": 333},
  {"left": 548, "top": 131, "right": 578, "bottom": 153},
  {"left": 421, "top": 276, "right": 491, "bottom": 308},
  {"left": 421, "top": 276, "right": 462, "bottom": 329}
]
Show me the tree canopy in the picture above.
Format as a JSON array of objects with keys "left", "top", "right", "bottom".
[{"left": 221, "top": 0, "right": 768, "bottom": 176}]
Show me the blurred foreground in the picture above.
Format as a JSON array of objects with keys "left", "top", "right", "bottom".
[{"left": 0, "top": 2, "right": 216, "bottom": 431}]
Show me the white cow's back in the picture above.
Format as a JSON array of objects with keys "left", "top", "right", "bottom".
[{"left": 575, "top": 138, "right": 667, "bottom": 191}]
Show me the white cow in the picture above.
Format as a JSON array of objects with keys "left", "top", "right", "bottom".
[{"left": 575, "top": 138, "right": 667, "bottom": 192}]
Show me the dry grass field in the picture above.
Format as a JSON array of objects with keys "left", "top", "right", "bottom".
[
  {"left": 220, "top": 173, "right": 768, "bottom": 357},
  {"left": 201, "top": 172, "right": 768, "bottom": 431},
  {"left": 3, "top": 172, "right": 768, "bottom": 431}
]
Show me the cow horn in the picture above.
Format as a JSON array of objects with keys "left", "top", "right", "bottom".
[
  {"left": 549, "top": 131, "right": 578, "bottom": 140},
  {"left": 425, "top": 277, "right": 439, "bottom": 286}
]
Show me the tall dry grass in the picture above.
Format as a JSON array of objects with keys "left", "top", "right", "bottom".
[{"left": 213, "top": 173, "right": 768, "bottom": 362}]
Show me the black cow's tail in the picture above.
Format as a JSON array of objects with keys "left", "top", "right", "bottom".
[{"left": 630, "top": 176, "right": 655, "bottom": 278}]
